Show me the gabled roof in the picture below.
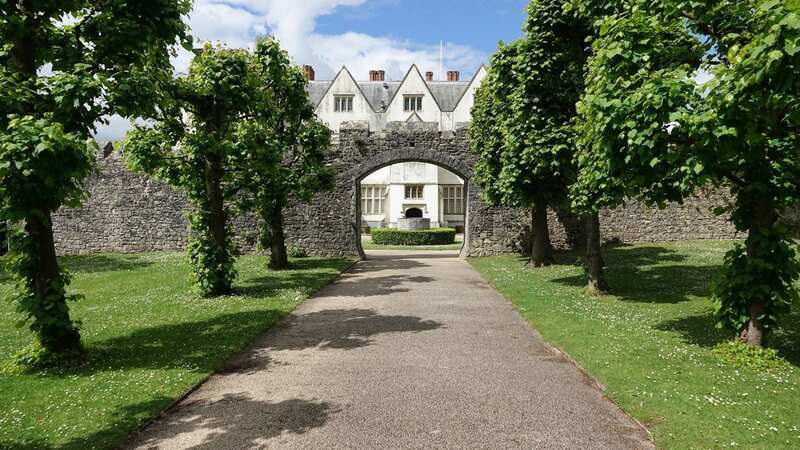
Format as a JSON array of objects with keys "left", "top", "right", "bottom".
[
  {"left": 384, "top": 64, "right": 444, "bottom": 112},
  {"left": 451, "top": 65, "right": 488, "bottom": 112},
  {"left": 307, "top": 81, "right": 331, "bottom": 108},
  {"left": 309, "top": 66, "right": 376, "bottom": 113},
  {"left": 306, "top": 64, "right": 486, "bottom": 113},
  {"left": 358, "top": 81, "right": 402, "bottom": 112},
  {"left": 427, "top": 81, "right": 471, "bottom": 111}
]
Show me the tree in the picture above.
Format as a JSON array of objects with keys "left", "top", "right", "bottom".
[
  {"left": 571, "top": 0, "right": 800, "bottom": 345},
  {"left": 241, "top": 41, "right": 333, "bottom": 270},
  {"left": 124, "top": 42, "right": 280, "bottom": 296},
  {"left": 0, "top": 0, "right": 190, "bottom": 354},
  {"left": 251, "top": 119, "right": 332, "bottom": 270},
  {"left": 471, "top": 0, "right": 592, "bottom": 268},
  {"left": 470, "top": 0, "right": 610, "bottom": 290}
]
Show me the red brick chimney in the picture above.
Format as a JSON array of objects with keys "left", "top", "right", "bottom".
[
  {"left": 425, "top": 71, "right": 434, "bottom": 81},
  {"left": 303, "top": 65, "right": 315, "bottom": 81},
  {"left": 369, "top": 70, "right": 385, "bottom": 81},
  {"left": 447, "top": 70, "right": 460, "bottom": 82}
]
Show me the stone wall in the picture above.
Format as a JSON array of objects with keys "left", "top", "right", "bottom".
[{"left": 52, "top": 123, "right": 743, "bottom": 257}]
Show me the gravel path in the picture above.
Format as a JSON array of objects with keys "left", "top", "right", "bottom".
[{"left": 125, "top": 250, "right": 652, "bottom": 449}]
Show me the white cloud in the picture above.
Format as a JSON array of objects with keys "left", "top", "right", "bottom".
[
  {"left": 95, "top": 0, "right": 486, "bottom": 140},
  {"left": 183, "top": 0, "right": 485, "bottom": 79}
]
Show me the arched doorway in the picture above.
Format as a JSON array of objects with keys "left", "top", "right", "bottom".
[
  {"left": 405, "top": 208, "right": 423, "bottom": 218},
  {"left": 279, "top": 125, "right": 533, "bottom": 259},
  {"left": 350, "top": 148, "right": 473, "bottom": 260}
]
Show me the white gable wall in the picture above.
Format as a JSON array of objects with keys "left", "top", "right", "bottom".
[
  {"left": 384, "top": 67, "right": 442, "bottom": 127},
  {"left": 315, "top": 69, "right": 380, "bottom": 131},
  {"left": 452, "top": 66, "right": 488, "bottom": 126},
  {"left": 313, "top": 65, "right": 486, "bottom": 132}
]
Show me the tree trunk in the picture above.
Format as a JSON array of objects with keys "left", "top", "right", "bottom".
[
  {"left": 740, "top": 197, "right": 778, "bottom": 347},
  {"left": 586, "top": 213, "right": 609, "bottom": 294},
  {"left": 0, "top": 222, "right": 7, "bottom": 255},
  {"left": 26, "top": 214, "right": 81, "bottom": 353},
  {"left": 269, "top": 206, "right": 289, "bottom": 270},
  {"left": 8, "top": 9, "right": 81, "bottom": 353},
  {"left": 529, "top": 206, "right": 554, "bottom": 267},
  {"left": 204, "top": 155, "right": 232, "bottom": 295}
]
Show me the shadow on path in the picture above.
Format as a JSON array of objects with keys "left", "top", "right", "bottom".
[
  {"left": 331, "top": 274, "right": 436, "bottom": 297},
  {"left": 127, "top": 393, "right": 334, "bottom": 450},
  {"left": 271, "top": 308, "right": 443, "bottom": 351}
]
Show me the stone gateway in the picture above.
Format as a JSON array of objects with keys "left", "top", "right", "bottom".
[{"left": 51, "top": 65, "right": 744, "bottom": 257}]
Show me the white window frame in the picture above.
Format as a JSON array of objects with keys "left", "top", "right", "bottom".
[
  {"left": 405, "top": 184, "right": 424, "bottom": 200},
  {"left": 334, "top": 95, "right": 354, "bottom": 112},
  {"left": 442, "top": 185, "right": 464, "bottom": 215},
  {"left": 403, "top": 95, "right": 423, "bottom": 112},
  {"left": 361, "top": 185, "right": 385, "bottom": 215}
]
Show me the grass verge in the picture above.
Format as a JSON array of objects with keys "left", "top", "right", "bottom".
[
  {"left": 469, "top": 241, "right": 800, "bottom": 449},
  {"left": 0, "top": 253, "right": 352, "bottom": 449}
]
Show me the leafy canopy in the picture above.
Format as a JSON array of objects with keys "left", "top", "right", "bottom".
[
  {"left": 570, "top": 0, "right": 800, "bottom": 340},
  {"left": 470, "top": 0, "right": 590, "bottom": 210},
  {"left": 0, "top": 0, "right": 191, "bottom": 351}
]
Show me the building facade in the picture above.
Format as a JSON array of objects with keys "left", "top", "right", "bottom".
[{"left": 306, "top": 65, "right": 486, "bottom": 230}]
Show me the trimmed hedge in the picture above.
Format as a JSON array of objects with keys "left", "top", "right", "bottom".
[{"left": 371, "top": 228, "right": 456, "bottom": 246}]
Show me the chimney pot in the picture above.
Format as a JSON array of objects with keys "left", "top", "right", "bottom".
[
  {"left": 303, "top": 65, "right": 315, "bottom": 81},
  {"left": 447, "top": 70, "right": 460, "bottom": 82},
  {"left": 369, "top": 70, "right": 385, "bottom": 81},
  {"left": 425, "top": 71, "right": 434, "bottom": 81}
]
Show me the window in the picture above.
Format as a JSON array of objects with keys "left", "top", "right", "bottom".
[
  {"left": 442, "top": 185, "right": 464, "bottom": 215},
  {"left": 334, "top": 95, "right": 354, "bottom": 112},
  {"left": 405, "top": 184, "right": 424, "bottom": 199},
  {"left": 403, "top": 95, "right": 423, "bottom": 112},
  {"left": 361, "top": 186, "right": 385, "bottom": 215}
]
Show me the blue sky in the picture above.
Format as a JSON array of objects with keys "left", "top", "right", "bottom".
[
  {"left": 179, "top": 0, "right": 529, "bottom": 80},
  {"left": 98, "top": 0, "right": 529, "bottom": 139},
  {"left": 315, "top": 0, "right": 529, "bottom": 65}
]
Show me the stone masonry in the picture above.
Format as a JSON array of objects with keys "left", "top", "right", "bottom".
[{"left": 53, "top": 122, "right": 743, "bottom": 257}]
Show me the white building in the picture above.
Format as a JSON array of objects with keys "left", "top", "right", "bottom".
[{"left": 305, "top": 64, "right": 487, "bottom": 231}]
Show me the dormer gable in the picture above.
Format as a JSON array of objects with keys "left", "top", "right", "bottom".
[
  {"left": 452, "top": 65, "right": 488, "bottom": 115},
  {"left": 315, "top": 66, "right": 375, "bottom": 115},
  {"left": 384, "top": 65, "right": 443, "bottom": 123}
]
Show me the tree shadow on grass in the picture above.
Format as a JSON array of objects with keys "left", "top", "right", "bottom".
[
  {"left": 0, "top": 396, "right": 174, "bottom": 450},
  {"left": 655, "top": 307, "right": 800, "bottom": 368},
  {"left": 60, "top": 254, "right": 155, "bottom": 274},
  {"left": 235, "top": 258, "right": 351, "bottom": 298},
  {"left": 0, "top": 394, "right": 333, "bottom": 450},
  {"left": 655, "top": 311, "right": 733, "bottom": 348},
  {"left": 550, "top": 245, "right": 721, "bottom": 304},
  {"left": 36, "top": 305, "right": 440, "bottom": 377}
]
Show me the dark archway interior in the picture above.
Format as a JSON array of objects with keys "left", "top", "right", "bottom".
[{"left": 405, "top": 208, "right": 423, "bottom": 218}]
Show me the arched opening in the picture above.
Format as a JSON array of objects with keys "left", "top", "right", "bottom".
[
  {"left": 405, "top": 208, "right": 423, "bottom": 218},
  {"left": 354, "top": 159, "right": 470, "bottom": 259}
]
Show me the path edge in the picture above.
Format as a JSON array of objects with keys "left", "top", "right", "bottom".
[
  {"left": 118, "top": 257, "right": 360, "bottom": 449},
  {"left": 465, "top": 258, "right": 655, "bottom": 447}
]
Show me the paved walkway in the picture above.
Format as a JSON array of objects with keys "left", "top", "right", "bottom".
[{"left": 126, "top": 251, "right": 652, "bottom": 449}]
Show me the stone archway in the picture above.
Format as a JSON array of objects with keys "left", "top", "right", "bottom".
[
  {"left": 349, "top": 147, "right": 475, "bottom": 259},
  {"left": 282, "top": 122, "right": 532, "bottom": 259}
]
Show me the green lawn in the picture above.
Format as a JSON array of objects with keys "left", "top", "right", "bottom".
[
  {"left": 0, "top": 253, "right": 352, "bottom": 450},
  {"left": 361, "top": 236, "right": 464, "bottom": 251},
  {"left": 470, "top": 241, "right": 800, "bottom": 449}
]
